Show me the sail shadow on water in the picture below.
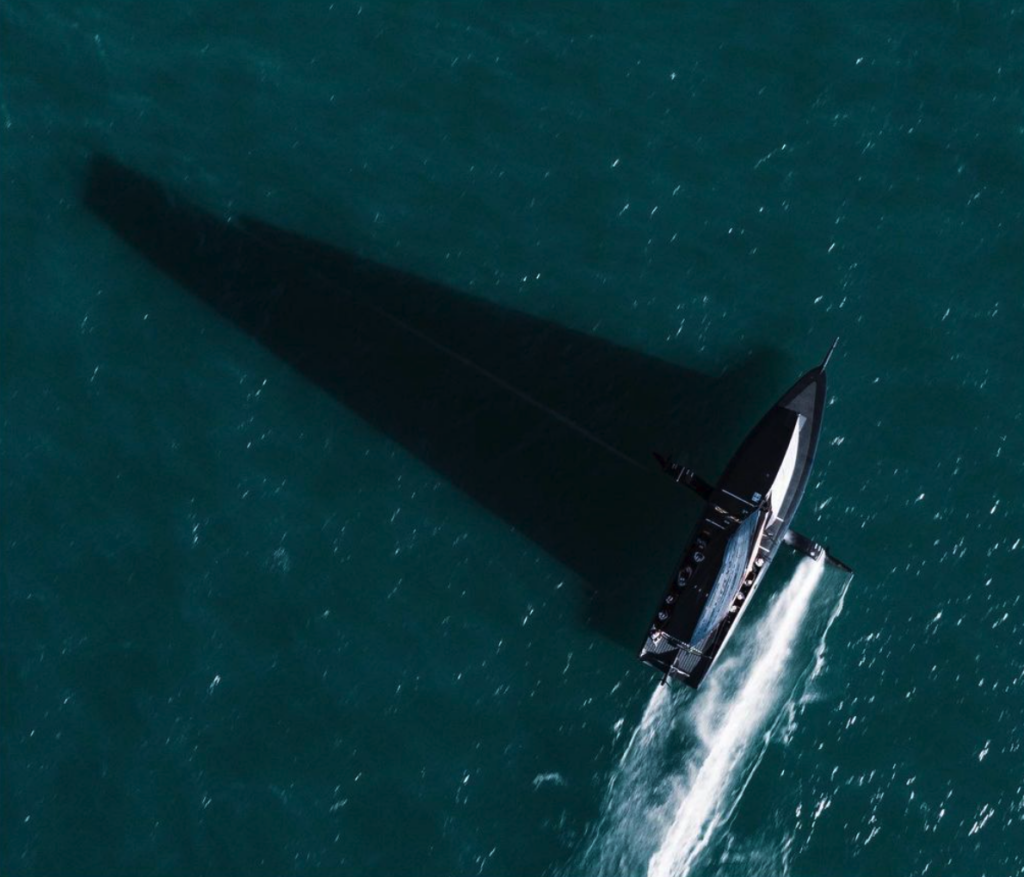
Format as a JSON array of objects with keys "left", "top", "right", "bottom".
[{"left": 82, "top": 153, "right": 787, "bottom": 650}]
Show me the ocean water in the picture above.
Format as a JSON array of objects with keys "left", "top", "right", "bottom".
[{"left": 1, "top": 2, "right": 1022, "bottom": 875}]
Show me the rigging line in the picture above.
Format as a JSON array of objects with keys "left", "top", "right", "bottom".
[
  {"left": 357, "top": 295, "right": 648, "bottom": 473},
  {"left": 237, "top": 217, "right": 649, "bottom": 472}
]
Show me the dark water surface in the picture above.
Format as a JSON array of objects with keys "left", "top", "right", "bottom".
[{"left": 2, "top": 2, "right": 1022, "bottom": 875}]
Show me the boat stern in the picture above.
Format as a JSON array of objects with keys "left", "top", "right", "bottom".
[{"left": 638, "top": 630, "right": 710, "bottom": 688}]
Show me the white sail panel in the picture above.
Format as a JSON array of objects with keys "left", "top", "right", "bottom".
[{"left": 768, "top": 414, "right": 805, "bottom": 521}]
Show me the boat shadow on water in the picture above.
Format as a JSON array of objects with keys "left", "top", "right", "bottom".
[{"left": 82, "top": 153, "right": 788, "bottom": 651}]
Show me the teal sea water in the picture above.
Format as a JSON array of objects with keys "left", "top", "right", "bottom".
[{"left": 2, "top": 2, "right": 1022, "bottom": 875}]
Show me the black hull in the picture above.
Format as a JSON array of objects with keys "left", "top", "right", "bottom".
[{"left": 639, "top": 360, "right": 829, "bottom": 687}]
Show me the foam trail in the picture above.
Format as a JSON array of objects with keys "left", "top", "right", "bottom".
[
  {"left": 573, "top": 556, "right": 827, "bottom": 877},
  {"left": 806, "top": 570, "right": 852, "bottom": 688},
  {"left": 647, "top": 555, "right": 826, "bottom": 877},
  {"left": 575, "top": 685, "right": 674, "bottom": 876}
]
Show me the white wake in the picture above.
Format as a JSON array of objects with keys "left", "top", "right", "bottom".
[{"left": 576, "top": 556, "right": 830, "bottom": 877}]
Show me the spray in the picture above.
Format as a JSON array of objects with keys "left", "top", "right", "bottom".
[{"left": 576, "top": 556, "right": 829, "bottom": 877}]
